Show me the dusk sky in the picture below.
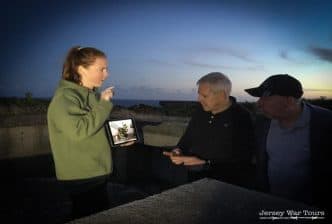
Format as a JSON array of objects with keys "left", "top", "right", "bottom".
[{"left": 2, "top": 0, "right": 332, "bottom": 102}]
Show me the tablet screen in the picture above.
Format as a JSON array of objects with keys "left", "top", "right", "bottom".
[{"left": 105, "top": 118, "right": 138, "bottom": 147}]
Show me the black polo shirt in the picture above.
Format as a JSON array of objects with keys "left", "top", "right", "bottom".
[
  {"left": 177, "top": 98, "right": 254, "bottom": 185},
  {"left": 178, "top": 106, "right": 233, "bottom": 162}
]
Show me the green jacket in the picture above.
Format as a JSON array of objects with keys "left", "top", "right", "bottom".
[{"left": 47, "top": 79, "right": 113, "bottom": 180}]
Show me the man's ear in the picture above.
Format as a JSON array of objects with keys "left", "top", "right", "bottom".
[
  {"left": 285, "top": 96, "right": 297, "bottom": 107},
  {"left": 218, "top": 90, "right": 227, "bottom": 100},
  {"left": 286, "top": 96, "right": 295, "bottom": 103}
]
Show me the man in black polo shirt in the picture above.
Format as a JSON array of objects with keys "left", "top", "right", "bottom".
[{"left": 164, "top": 72, "right": 255, "bottom": 188}]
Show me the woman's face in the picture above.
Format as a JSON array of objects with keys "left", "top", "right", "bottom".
[{"left": 79, "top": 57, "right": 109, "bottom": 89}]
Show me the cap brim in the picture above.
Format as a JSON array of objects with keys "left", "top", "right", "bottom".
[{"left": 245, "top": 87, "right": 263, "bottom": 97}]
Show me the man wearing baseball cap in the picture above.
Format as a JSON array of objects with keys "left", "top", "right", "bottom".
[{"left": 245, "top": 74, "right": 332, "bottom": 213}]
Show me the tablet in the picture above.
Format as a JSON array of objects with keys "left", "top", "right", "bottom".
[{"left": 105, "top": 118, "right": 139, "bottom": 147}]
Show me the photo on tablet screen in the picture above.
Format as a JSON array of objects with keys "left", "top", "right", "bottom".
[{"left": 105, "top": 118, "right": 138, "bottom": 146}]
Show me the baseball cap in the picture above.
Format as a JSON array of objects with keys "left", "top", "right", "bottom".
[{"left": 245, "top": 74, "right": 303, "bottom": 98}]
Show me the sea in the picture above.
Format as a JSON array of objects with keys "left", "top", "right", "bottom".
[
  {"left": 112, "top": 99, "right": 197, "bottom": 108},
  {"left": 20, "top": 97, "right": 193, "bottom": 108},
  {"left": 112, "top": 99, "right": 161, "bottom": 107}
]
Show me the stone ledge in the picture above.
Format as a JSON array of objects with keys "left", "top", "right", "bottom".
[{"left": 68, "top": 178, "right": 315, "bottom": 224}]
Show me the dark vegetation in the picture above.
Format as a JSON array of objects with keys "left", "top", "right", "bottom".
[
  {"left": 1, "top": 96, "right": 331, "bottom": 117},
  {"left": 0, "top": 97, "right": 50, "bottom": 115}
]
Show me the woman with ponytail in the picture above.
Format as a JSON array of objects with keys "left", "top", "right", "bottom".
[{"left": 47, "top": 46, "right": 114, "bottom": 219}]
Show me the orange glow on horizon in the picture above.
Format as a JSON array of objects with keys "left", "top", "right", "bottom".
[{"left": 303, "top": 89, "right": 332, "bottom": 100}]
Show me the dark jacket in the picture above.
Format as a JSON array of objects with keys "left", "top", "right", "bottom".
[
  {"left": 178, "top": 97, "right": 255, "bottom": 187},
  {"left": 255, "top": 102, "right": 332, "bottom": 210}
]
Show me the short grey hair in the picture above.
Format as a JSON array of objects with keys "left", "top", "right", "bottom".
[{"left": 196, "top": 72, "right": 232, "bottom": 97}]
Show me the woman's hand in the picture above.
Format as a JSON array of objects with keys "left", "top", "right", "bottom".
[
  {"left": 119, "top": 141, "right": 135, "bottom": 147},
  {"left": 101, "top": 86, "right": 114, "bottom": 101}
]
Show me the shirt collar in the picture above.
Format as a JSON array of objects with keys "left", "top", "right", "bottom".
[
  {"left": 271, "top": 102, "right": 310, "bottom": 130},
  {"left": 294, "top": 102, "right": 310, "bottom": 128}
]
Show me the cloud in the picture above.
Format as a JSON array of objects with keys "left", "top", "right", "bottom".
[
  {"left": 279, "top": 50, "right": 288, "bottom": 60},
  {"left": 184, "top": 60, "right": 235, "bottom": 69},
  {"left": 145, "top": 46, "right": 258, "bottom": 69},
  {"left": 184, "top": 60, "right": 265, "bottom": 71},
  {"left": 145, "top": 59, "right": 176, "bottom": 67},
  {"left": 279, "top": 50, "right": 309, "bottom": 65},
  {"left": 181, "top": 46, "right": 264, "bottom": 71},
  {"left": 194, "top": 46, "right": 256, "bottom": 63},
  {"left": 309, "top": 46, "right": 332, "bottom": 63}
]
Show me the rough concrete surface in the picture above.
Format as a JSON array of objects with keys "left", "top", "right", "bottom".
[{"left": 68, "top": 178, "right": 315, "bottom": 224}]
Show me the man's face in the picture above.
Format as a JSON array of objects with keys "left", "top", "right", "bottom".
[
  {"left": 257, "top": 95, "right": 288, "bottom": 119},
  {"left": 197, "top": 83, "right": 224, "bottom": 112}
]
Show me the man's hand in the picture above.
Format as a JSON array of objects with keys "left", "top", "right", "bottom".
[
  {"left": 163, "top": 148, "right": 205, "bottom": 166},
  {"left": 172, "top": 156, "right": 205, "bottom": 166},
  {"left": 163, "top": 147, "right": 182, "bottom": 157}
]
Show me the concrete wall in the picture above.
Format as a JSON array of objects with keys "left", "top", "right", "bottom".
[
  {"left": 0, "top": 119, "right": 188, "bottom": 159},
  {"left": 142, "top": 121, "right": 187, "bottom": 147},
  {"left": 0, "top": 125, "right": 51, "bottom": 158}
]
